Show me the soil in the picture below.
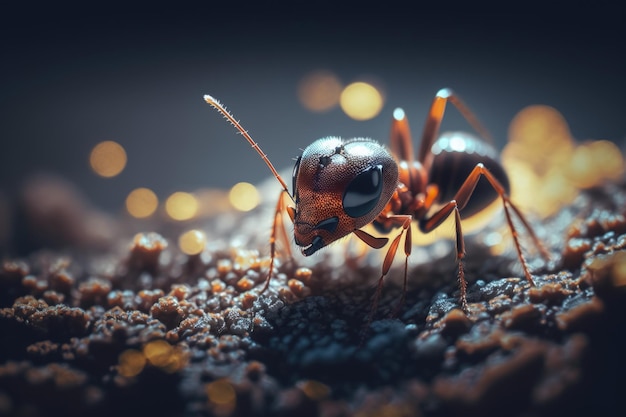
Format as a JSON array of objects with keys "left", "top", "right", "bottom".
[{"left": 1, "top": 174, "right": 625, "bottom": 417}]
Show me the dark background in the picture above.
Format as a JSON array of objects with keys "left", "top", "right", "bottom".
[{"left": 1, "top": 1, "right": 624, "bottom": 213}]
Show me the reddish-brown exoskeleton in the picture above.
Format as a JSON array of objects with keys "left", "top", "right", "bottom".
[{"left": 205, "top": 89, "right": 550, "bottom": 313}]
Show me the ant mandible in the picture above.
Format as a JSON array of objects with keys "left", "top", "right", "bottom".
[{"left": 205, "top": 88, "right": 551, "bottom": 313}]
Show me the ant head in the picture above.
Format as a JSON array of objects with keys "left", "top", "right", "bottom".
[{"left": 291, "top": 137, "right": 398, "bottom": 256}]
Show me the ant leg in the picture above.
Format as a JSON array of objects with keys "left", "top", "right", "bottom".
[
  {"left": 357, "top": 215, "right": 412, "bottom": 326},
  {"left": 418, "top": 88, "right": 493, "bottom": 172},
  {"left": 389, "top": 107, "right": 415, "bottom": 163},
  {"left": 421, "top": 163, "right": 550, "bottom": 309},
  {"left": 420, "top": 203, "right": 468, "bottom": 311},
  {"left": 505, "top": 200, "right": 552, "bottom": 261},
  {"left": 451, "top": 163, "right": 551, "bottom": 270},
  {"left": 262, "top": 190, "right": 293, "bottom": 293}
]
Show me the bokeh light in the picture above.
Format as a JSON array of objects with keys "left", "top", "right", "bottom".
[
  {"left": 504, "top": 105, "right": 574, "bottom": 176},
  {"left": 143, "top": 340, "right": 173, "bottom": 367},
  {"left": 206, "top": 379, "right": 236, "bottom": 406},
  {"left": 297, "top": 70, "right": 343, "bottom": 112},
  {"left": 339, "top": 81, "right": 384, "bottom": 121},
  {"left": 165, "top": 191, "right": 198, "bottom": 221},
  {"left": 89, "top": 140, "right": 127, "bottom": 177},
  {"left": 502, "top": 105, "right": 625, "bottom": 217},
  {"left": 118, "top": 349, "right": 147, "bottom": 378},
  {"left": 117, "top": 340, "right": 188, "bottom": 378},
  {"left": 228, "top": 182, "right": 260, "bottom": 212},
  {"left": 178, "top": 229, "right": 207, "bottom": 255},
  {"left": 143, "top": 340, "right": 188, "bottom": 373},
  {"left": 297, "top": 380, "right": 330, "bottom": 401},
  {"left": 125, "top": 187, "right": 158, "bottom": 218},
  {"left": 565, "top": 140, "right": 625, "bottom": 188}
]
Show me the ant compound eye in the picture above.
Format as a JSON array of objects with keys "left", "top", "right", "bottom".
[
  {"left": 342, "top": 164, "right": 383, "bottom": 218},
  {"left": 292, "top": 156, "right": 302, "bottom": 197}
]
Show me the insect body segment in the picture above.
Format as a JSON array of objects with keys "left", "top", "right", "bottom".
[
  {"left": 205, "top": 89, "right": 550, "bottom": 315},
  {"left": 429, "top": 132, "right": 510, "bottom": 218}
]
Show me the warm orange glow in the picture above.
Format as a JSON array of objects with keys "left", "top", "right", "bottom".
[
  {"left": 178, "top": 229, "right": 207, "bottom": 255},
  {"left": 340, "top": 81, "right": 384, "bottom": 121},
  {"left": 125, "top": 187, "right": 158, "bottom": 218},
  {"left": 587, "top": 140, "right": 624, "bottom": 180},
  {"left": 206, "top": 379, "right": 236, "bottom": 406},
  {"left": 134, "top": 340, "right": 189, "bottom": 373},
  {"left": 89, "top": 140, "right": 127, "bottom": 177},
  {"left": 503, "top": 105, "right": 625, "bottom": 217},
  {"left": 298, "top": 380, "right": 330, "bottom": 400},
  {"left": 143, "top": 340, "right": 173, "bottom": 367},
  {"left": 565, "top": 140, "right": 625, "bottom": 189},
  {"left": 228, "top": 182, "right": 260, "bottom": 212},
  {"left": 566, "top": 143, "right": 601, "bottom": 188},
  {"left": 506, "top": 105, "right": 574, "bottom": 176},
  {"left": 298, "top": 70, "right": 343, "bottom": 112},
  {"left": 118, "top": 349, "right": 146, "bottom": 377},
  {"left": 508, "top": 105, "right": 571, "bottom": 146},
  {"left": 165, "top": 191, "right": 198, "bottom": 220}
]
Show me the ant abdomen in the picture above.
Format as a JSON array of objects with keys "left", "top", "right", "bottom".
[{"left": 429, "top": 132, "right": 510, "bottom": 219}]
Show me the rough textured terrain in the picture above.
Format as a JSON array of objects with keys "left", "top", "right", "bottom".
[{"left": 1, "top": 174, "right": 625, "bottom": 417}]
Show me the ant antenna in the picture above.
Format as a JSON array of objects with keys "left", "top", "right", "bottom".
[{"left": 204, "top": 95, "right": 292, "bottom": 199}]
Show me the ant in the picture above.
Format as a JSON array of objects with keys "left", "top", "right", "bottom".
[{"left": 205, "top": 88, "right": 551, "bottom": 314}]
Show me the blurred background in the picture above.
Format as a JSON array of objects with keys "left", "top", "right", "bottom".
[{"left": 0, "top": 1, "right": 624, "bottom": 254}]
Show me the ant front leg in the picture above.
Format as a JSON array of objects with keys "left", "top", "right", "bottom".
[
  {"left": 262, "top": 190, "right": 294, "bottom": 293},
  {"left": 420, "top": 163, "right": 551, "bottom": 312},
  {"left": 358, "top": 214, "right": 412, "bottom": 326}
]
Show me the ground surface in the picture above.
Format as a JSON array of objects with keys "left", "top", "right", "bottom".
[{"left": 1, "top": 176, "right": 625, "bottom": 417}]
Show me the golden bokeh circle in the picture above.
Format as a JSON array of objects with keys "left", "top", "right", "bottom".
[
  {"left": 89, "top": 140, "right": 127, "bottom": 177},
  {"left": 339, "top": 82, "right": 384, "bottom": 121}
]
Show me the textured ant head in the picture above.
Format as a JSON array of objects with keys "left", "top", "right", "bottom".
[{"left": 290, "top": 137, "right": 398, "bottom": 256}]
